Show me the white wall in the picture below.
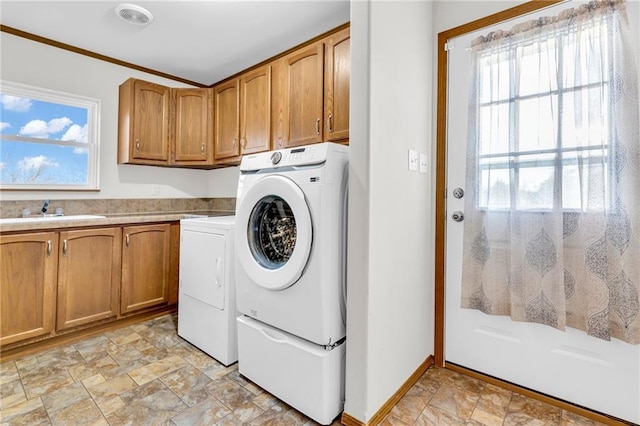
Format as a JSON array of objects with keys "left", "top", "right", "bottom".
[
  {"left": 0, "top": 32, "right": 238, "bottom": 201},
  {"left": 208, "top": 166, "right": 240, "bottom": 198},
  {"left": 346, "top": 0, "right": 640, "bottom": 423},
  {"left": 345, "top": 0, "right": 434, "bottom": 422}
]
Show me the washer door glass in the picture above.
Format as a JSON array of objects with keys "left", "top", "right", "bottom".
[
  {"left": 236, "top": 175, "right": 313, "bottom": 291},
  {"left": 248, "top": 195, "right": 297, "bottom": 270}
]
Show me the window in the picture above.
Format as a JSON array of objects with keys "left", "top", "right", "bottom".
[
  {"left": 0, "top": 81, "right": 100, "bottom": 190},
  {"left": 472, "top": 9, "right": 617, "bottom": 211},
  {"left": 461, "top": 0, "right": 640, "bottom": 343}
]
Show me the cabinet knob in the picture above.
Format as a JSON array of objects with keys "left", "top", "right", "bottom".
[
  {"left": 233, "top": 138, "right": 237, "bottom": 148},
  {"left": 135, "top": 139, "right": 140, "bottom": 150},
  {"left": 200, "top": 143, "right": 205, "bottom": 154},
  {"left": 62, "top": 239, "right": 68, "bottom": 256},
  {"left": 315, "top": 118, "right": 320, "bottom": 135},
  {"left": 328, "top": 114, "right": 333, "bottom": 132},
  {"left": 125, "top": 234, "right": 130, "bottom": 247},
  {"left": 47, "top": 240, "right": 52, "bottom": 257}
]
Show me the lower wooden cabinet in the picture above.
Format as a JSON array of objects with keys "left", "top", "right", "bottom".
[
  {"left": 121, "top": 224, "right": 171, "bottom": 314},
  {"left": 1, "top": 222, "right": 179, "bottom": 352},
  {"left": 0, "top": 232, "right": 58, "bottom": 346},
  {"left": 56, "top": 228, "right": 122, "bottom": 331}
]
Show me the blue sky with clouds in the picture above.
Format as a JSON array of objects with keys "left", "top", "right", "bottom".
[{"left": 0, "top": 94, "right": 89, "bottom": 185}]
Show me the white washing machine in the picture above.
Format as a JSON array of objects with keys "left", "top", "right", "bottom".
[
  {"left": 235, "top": 142, "right": 348, "bottom": 425},
  {"left": 178, "top": 215, "right": 237, "bottom": 366}
]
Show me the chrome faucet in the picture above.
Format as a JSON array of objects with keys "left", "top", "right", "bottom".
[{"left": 41, "top": 199, "right": 50, "bottom": 214}]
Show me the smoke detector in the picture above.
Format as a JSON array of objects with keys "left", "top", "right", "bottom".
[{"left": 115, "top": 3, "right": 154, "bottom": 26}]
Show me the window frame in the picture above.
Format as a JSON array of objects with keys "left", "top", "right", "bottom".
[
  {"left": 472, "top": 25, "right": 613, "bottom": 213},
  {"left": 0, "top": 80, "right": 100, "bottom": 191}
]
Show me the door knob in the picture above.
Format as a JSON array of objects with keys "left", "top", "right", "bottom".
[{"left": 451, "top": 211, "right": 464, "bottom": 222}]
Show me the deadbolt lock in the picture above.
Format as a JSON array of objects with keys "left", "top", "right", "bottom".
[{"left": 451, "top": 211, "right": 464, "bottom": 222}]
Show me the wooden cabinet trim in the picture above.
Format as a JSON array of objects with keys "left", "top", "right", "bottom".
[{"left": 211, "top": 22, "right": 349, "bottom": 88}]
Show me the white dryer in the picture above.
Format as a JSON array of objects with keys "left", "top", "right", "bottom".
[
  {"left": 235, "top": 142, "right": 348, "bottom": 425},
  {"left": 178, "top": 215, "right": 237, "bottom": 366}
]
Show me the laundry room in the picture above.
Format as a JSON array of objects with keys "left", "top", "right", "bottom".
[{"left": 1, "top": 1, "right": 639, "bottom": 425}]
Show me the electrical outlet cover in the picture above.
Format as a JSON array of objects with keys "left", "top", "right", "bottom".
[{"left": 419, "top": 153, "right": 428, "bottom": 173}]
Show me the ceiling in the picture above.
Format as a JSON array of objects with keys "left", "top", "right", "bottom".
[{"left": 0, "top": 1, "right": 350, "bottom": 86}]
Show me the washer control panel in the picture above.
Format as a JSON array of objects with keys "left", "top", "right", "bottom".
[
  {"left": 287, "top": 147, "right": 318, "bottom": 163},
  {"left": 241, "top": 144, "right": 328, "bottom": 172}
]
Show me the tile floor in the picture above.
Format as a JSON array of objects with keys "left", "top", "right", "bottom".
[{"left": 0, "top": 314, "right": 609, "bottom": 426}]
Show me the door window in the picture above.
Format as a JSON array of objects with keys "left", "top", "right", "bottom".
[{"left": 248, "top": 195, "right": 297, "bottom": 270}]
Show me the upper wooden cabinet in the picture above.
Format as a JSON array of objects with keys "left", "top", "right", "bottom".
[
  {"left": 0, "top": 233, "right": 58, "bottom": 346},
  {"left": 119, "top": 79, "right": 213, "bottom": 167},
  {"left": 324, "top": 28, "right": 350, "bottom": 142},
  {"left": 273, "top": 27, "right": 350, "bottom": 149},
  {"left": 213, "top": 79, "right": 240, "bottom": 161},
  {"left": 273, "top": 42, "right": 325, "bottom": 149},
  {"left": 214, "top": 64, "right": 272, "bottom": 163},
  {"left": 240, "top": 65, "right": 271, "bottom": 155},
  {"left": 118, "top": 79, "right": 170, "bottom": 165},
  {"left": 172, "top": 88, "right": 213, "bottom": 165},
  {"left": 117, "top": 25, "right": 349, "bottom": 168},
  {"left": 56, "top": 228, "right": 121, "bottom": 331}
]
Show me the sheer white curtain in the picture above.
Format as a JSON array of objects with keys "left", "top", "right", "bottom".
[{"left": 461, "top": 0, "right": 640, "bottom": 344}]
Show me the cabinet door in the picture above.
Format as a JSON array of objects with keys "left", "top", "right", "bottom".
[
  {"left": 214, "top": 79, "right": 240, "bottom": 160},
  {"left": 281, "top": 43, "right": 325, "bottom": 148},
  {"left": 240, "top": 65, "right": 271, "bottom": 155},
  {"left": 57, "top": 228, "right": 121, "bottom": 331},
  {"left": 121, "top": 224, "right": 170, "bottom": 314},
  {"left": 173, "top": 88, "right": 213, "bottom": 164},
  {"left": 132, "top": 80, "right": 170, "bottom": 161},
  {"left": 324, "top": 28, "right": 350, "bottom": 142},
  {"left": 0, "top": 233, "right": 58, "bottom": 346}
]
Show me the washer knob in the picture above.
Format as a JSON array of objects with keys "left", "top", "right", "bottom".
[{"left": 271, "top": 151, "right": 282, "bottom": 165}]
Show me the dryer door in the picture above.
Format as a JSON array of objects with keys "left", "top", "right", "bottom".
[
  {"left": 236, "top": 175, "right": 312, "bottom": 290},
  {"left": 180, "top": 227, "right": 226, "bottom": 310}
]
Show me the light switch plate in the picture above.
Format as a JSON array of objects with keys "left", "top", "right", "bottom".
[
  {"left": 419, "top": 153, "right": 428, "bottom": 174},
  {"left": 408, "top": 149, "right": 418, "bottom": 172}
]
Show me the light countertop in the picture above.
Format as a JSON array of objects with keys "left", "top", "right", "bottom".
[{"left": 0, "top": 210, "right": 235, "bottom": 233}]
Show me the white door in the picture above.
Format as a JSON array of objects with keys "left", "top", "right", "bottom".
[
  {"left": 444, "top": 3, "right": 640, "bottom": 423},
  {"left": 180, "top": 228, "right": 225, "bottom": 310}
]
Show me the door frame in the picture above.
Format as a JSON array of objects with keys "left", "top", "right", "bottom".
[{"left": 433, "top": 0, "right": 565, "bottom": 367}]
